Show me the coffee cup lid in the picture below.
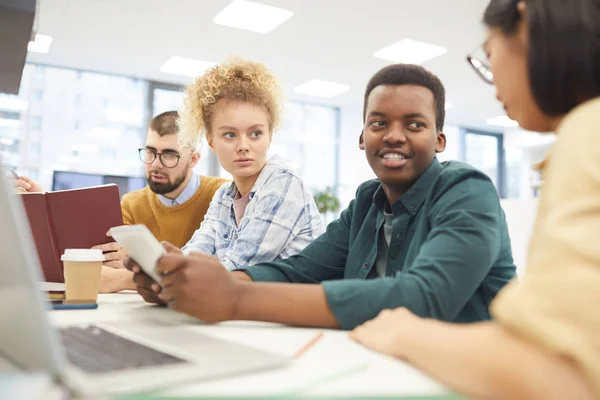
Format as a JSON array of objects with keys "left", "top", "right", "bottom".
[{"left": 61, "top": 249, "right": 105, "bottom": 262}]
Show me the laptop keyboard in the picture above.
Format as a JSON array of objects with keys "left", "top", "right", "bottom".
[{"left": 59, "top": 326, "right": 186, "bottom": 373}]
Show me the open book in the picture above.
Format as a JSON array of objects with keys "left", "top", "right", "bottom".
[{"left": 20, "top": 185, "right": 123, "bottom": 282}]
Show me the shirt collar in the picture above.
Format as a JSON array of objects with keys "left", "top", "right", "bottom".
[
  {"left": 223, "top": 155, "right": 287, "bottom": 200},
  {"left": 157, "top": 170, "right": 201, "bottom": 207},
  {"left": 373, "top": 157, "right": 442, "bottom": 216}
]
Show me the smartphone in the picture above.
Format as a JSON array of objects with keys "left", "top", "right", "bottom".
[
  {"left": 50, "top": 301, "right": 98, "bottom": 310},
  {"left": 109, "top": 225, "right": 166, "bottom": 284}
]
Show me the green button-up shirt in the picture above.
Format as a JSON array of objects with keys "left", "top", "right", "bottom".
[{"left": 242, "top": 158, "right": 516, "bottom": 329}]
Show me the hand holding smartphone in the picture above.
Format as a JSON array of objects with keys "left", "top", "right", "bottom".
[{"left": 109, "top": 225, "right": 166, "bottom": 284}]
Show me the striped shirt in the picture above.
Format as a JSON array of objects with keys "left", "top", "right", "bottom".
[{"left": 182, "top": 156, "right": 325, "bottom": 270}]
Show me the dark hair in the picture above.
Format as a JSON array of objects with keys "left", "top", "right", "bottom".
[
  {"left": 483, "top": 0, "right": 600, "bottom": 116},
  {"left": 149, "top": 111, "right": 179, "bottom": 136},
  {"left": 363, "top": 64, "right": 446, "bottom": 131}
]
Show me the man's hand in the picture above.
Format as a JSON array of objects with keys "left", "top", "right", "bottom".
[
  {"left": 126, "top": 259, "right": 165, "bottom": 304},
  {"left": 123, "top": 241, "right": 182, "bottom": 305},
  {"left": 11, "top": 175, "right": 44, "bottom": 193},
  {"left": 157, "top": 252, "right": 243, "bottom": 322},
  {"left": 92, "top": 241, "right": 127, "bottom": 269},
  {"left": 99, "top": 266, "right": 136, "bottom": 293}
]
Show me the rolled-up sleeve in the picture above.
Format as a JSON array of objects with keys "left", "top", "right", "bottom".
[{"left": 241, "top": 199, "right": 354, "bottom": 283}]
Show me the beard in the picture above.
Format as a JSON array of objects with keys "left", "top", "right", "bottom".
[{"left": 146, "top": 169, "right": 187, "bottom": 195}]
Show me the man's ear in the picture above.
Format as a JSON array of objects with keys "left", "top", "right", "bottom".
[
  {"left": 435, "top": 131, "right": 447, "bottom": 153},
  {"left": 359, "top": 130, "right": 365, "bottom": 150},
  {"left": 189, "top": 151, "right": 200, "bottom": 169}
]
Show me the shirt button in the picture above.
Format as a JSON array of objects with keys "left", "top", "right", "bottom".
[
  {"left": 363, "top": 262, "right": 370, "bottom": 269},
  {"left": 224, "top": 233, "right": 229, "bottom": 239}
]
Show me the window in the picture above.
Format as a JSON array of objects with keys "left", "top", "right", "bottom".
[
  {"left": 23, "top": 168, "right": 39, "bottom": 180},
  {"left": 438, "top": 127, "right": 509, "bottom": 198},
  {"left": 30, "top": 117, "right": 42, "bottom": 131},
  {"left": 270, "top": 101, "right": 339, "bottom": 193},
  {"left": 436, "top": 125, "right": 461, "bottom": 162},
  {"left": 7, "top": 65, "right": 342, "bottom": 198},
  {"left": 1, "top": 137, "right": 19, "bottom": 153},
  {"left": 100, "top": 147, "right": 117, "bottom": 159},
  {"left": 504, "top": 147, "right": 525, "bottom": 198},
  {"left": 0, "top": 111, "right": 20, "bottom": 120},
  {"left": 0, "top": 94, "right": 23, "bottom": 169},
  {"left": 32, "top": 90, "right": 43, "bottom": 102},
  {"left": 0, "top": 136, "right": 19, "bottom": 169},
  {"left": 35, "top": 65, "right": 44, "bottom": 81},
  {"left": 27, "top": 141, "right": 40, "bottom": 159},
  {"left": 13, "top": 64, "right": 147, "bottom": 189},
  {"left": 152, "top": 87, "right": 185, "bottom": 115},
  {"left": 502, "top": 131, "right": 555, "bottom": 199},
  {"left": 464, "top": 131, "right": 502, "bottom": 189}
]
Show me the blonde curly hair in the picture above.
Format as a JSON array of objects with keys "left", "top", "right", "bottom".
[{"left": 178, "top": 57, "right": 283, "bottom": 149}]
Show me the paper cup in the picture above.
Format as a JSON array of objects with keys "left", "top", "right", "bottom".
[{"left": 61, "top": 249, "right": 104, "bottom": 303}]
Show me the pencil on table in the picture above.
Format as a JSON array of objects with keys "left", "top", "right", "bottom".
[{"left": 294, "top": 332, "right": 324, "bottom": 359}]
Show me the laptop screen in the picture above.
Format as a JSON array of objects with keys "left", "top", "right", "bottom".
[
  {"left": 0, "top": 162, "right": 66, "bottom": 374},
  {"left": 52, "top": 171, "right": 146, "bottom": 199}
]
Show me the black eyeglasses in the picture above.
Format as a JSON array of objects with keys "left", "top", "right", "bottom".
[
  {"left": 138, "top": 148, "right": 182, "bottom": 168},
  {"left": 467, "top": 45, "right": 494, "bottom": 85}
]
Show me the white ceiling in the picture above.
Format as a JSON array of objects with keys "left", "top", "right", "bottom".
[{"left": 28, "top": 0, "right": 506, "bottom": 131}]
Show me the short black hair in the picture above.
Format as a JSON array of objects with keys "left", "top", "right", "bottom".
[
  {"left": 149, "top": 111, "right": 179, "bottom": 136},
  {"left": 363, "top": 64, "right": 446, "bottom": 131},
  {"left": 483, "top": 0, "right": 600, "bottom": 116}
]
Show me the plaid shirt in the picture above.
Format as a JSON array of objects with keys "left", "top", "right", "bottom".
[{"left": 182, "top": 156, "right": 325, "bottom": 270}]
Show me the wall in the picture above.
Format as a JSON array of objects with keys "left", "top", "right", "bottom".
[{"left": 500, "top": 198, "right": 538, "bottom": 276}]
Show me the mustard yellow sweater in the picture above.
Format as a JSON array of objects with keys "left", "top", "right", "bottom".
[{"left": 120, "top": 176, "right": 227, "bottom": 248}]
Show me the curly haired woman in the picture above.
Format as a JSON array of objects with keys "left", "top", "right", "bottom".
[{"left": 170, "top": 57, "right": 324, "bottom": 271}]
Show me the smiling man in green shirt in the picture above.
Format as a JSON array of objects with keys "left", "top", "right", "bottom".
[{"left": 127, "top": 63, "right": 516, "bottom": 329}]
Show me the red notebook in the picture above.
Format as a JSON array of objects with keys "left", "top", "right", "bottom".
[{"left": 20, "top": 184, "right": 124, "bottom": 282}]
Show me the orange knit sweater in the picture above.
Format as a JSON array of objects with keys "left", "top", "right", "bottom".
[{"left": 120, "top": 176, "right": 227, "bottom": 248}]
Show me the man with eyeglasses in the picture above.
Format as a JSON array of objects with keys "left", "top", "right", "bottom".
[{"left": 94, "top": 111, "right": 227, "bottom": 292}]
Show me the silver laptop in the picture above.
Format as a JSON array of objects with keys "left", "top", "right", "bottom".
[{"left": 0, "top": 166, "right": 289, "bottom": 396}]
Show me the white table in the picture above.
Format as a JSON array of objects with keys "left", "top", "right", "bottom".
[{"left": 48, "top": 291, "right": 452, "bottom": 398}]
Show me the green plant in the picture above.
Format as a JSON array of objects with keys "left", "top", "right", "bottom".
[{"left": 313, "top": 187, "right": 341, "bottom": 215}]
